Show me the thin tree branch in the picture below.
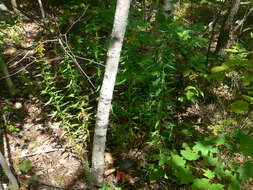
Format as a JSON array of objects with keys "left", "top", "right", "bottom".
[
  {"left": 58, "top": 37, "right": 96, "bottom": 89},
  {"left": 74, "top": 56, "right": 104, "bottom": 67},
  {"left": 65, "top": 6, "right": 89, "bottom": 34},
  {"left": 9, "top": 51, "right": 33, "bottom": 68},
  {"left": 0, "top": 60, "right": 36, "bottom": 81}
]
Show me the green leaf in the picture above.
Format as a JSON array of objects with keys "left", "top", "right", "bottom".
[
  {"left": 171, "top": 153, "right": 186, "bottom": 167},
  {"left": 228, "top": 182, "right": 240, "bottom": 190},
  {"left": 17, "top": 160, "right": 32, "bottom": 173},
  {"left": 174, "top": 166, "right": 193, "bottom": 184},
  {"left": 180, "top": 148, "right": 200, "bottom": 161},
  {"left": 204, "top": 134, "right": 226, "bottom": 146},
  {"left": 242, "top": 72, "right": 253, "bottom": 86},
  {"left": 192, "top": 178, "right": 211, "bottom": 190},
  {"left": 211, "top": 64, "right": 229, "bottom": 73},
  {"left": 238, "top": 161, "right": 253, "bottom": 181},
  {"left": 203, "top": 169, "right": 215, "bottom": 179},
  {"left": 209, "top": 184, "right": 224, "bottom": 190},
  {"left": 242, "top": 95, "right": 253, "bottom": 104},
  {"left": 193, "top": 142, "right": 218, "bottom": 156},
  {"left": 235, "top": 132, "right": 253, "bottom": 158},
  {"left": 229, "top": 100, "right": 249, "bottom": 113}
]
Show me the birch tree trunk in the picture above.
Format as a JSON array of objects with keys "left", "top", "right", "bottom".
[
  {"left": 37, "top": 0, "right": 45, "bottom": 18},
  {"left": 163, "top": 0, "right": 174, "bottom": 18},
  {"left": 10, "top": 0, "right": 20, "bottom": 14},
  {"left": 91, "top": 0, "right": 131, "bottom": 183},
  {"left": 0, "top": 151, "right": 19, "bottom": 190}
]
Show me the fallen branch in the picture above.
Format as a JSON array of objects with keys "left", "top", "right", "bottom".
[
  {"left": 13, "top": 147, "right": 64, "bottom": 159},
  {"left": 0, "top": 60, "right": 36, "bottom": 81}
]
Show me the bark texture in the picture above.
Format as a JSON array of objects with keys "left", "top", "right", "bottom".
[
  {"left": 10, "top": 0, "right": 20, "bottom": 14},
  {"left": 91, "top": 0, "right": 131, "bottom": 183},
  {"left": 0, "top": 151, "right": 19, "bottom": 190},
  {"left": 215, "top": 0, "right": 241, "bottom": 55}
]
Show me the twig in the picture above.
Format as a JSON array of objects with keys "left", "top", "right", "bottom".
[
  {"left": 14, "top": 147, "right": 64, "bottom": 159},
  {"left": 58, "top": 37, "right": 96, "bottom": 89},
  {"left": 74, "top": 55, "right": 104, "bottom": 67},
  {"left": 9, "top": 51, "right": 33, "bottom": 68},
  {"left": 65, "top": 6, "right": 89, "bottom": 34},
  {"left": 0, "top": 60, "right": 36, "bottom": 81},
  {"left": 234, "top": 6, "right": 253, "bottom": 35}
]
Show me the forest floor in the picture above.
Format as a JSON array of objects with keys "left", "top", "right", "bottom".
[
  {"left": 1, "top": 4, "right": 253, "bottom": 190},
  {"left": 0, "top": 18, "right": 89, "bottom": 189},
  {"left": 1, "top": 99, "right": 87, "bottom": 190}
]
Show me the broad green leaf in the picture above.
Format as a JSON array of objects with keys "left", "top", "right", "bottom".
[
  {"left": 229, "top": 100, "right": 249, "bottom": 113},
  {"left": 180, "top": 148, "right": 200, "bottom": 161},
  {"left": 17, "top": 160, "right": 32, "bottom": 173},
  {"left": 242, "top": 95, "right": 253, "bottom": 104},
  {"left": 211, "top": 65, "right": 229, "bottom": 73},
  {"left": 193, "top": 142, "right": 218, "bottom": 156},
  {"left": 171, "top": 153, "right": 186, "bottom": 167},
  {"left": 214, "top": 166, "right": 226, "bottom": 179},
  {"left": 204, "top": 134, "right": 226, "bottom": 146},
  {"left": 192, "top": 178, "right": 211, "bottom": 189},
  {"left": 238, "top": 161, "right": 253, "bottom": 181},
  {"left": 173, "top": 166, "right": 193, "bottom": 184},
  {"left": 209, "top": 184, "right": 224, "bottom": 190},
  {"left": 228, "top": 183, "right": 240, "bottom": 190},
  {"left": 235, "top": 132, "right": 253, "bottom": 158},
  {"left": 242, "top": 72, "right": 253, "bottom": 86},
  {"left": 203, "top": 169, "right": 215, "bottom": 179},
  {"left": 149, "top": 168, "right": 166, "bottom": 182}
]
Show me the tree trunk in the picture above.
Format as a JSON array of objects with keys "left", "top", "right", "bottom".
[
  {"left": 10, "top": 0, "right": 20, "bottom": 14},
  {"left": 0, "top": 151, "right": 19, "bottom": 190},
  {"left": 163, "top": 0, "right": 174, "bottom": 18},
  {"left": 215, "top": 0, "right": 241, "bottom": 55},
  {"left": 91, "top": 0, "right": 131, "bottom": 184},
  {"left": 0, "top": 58, "right": 15, "bottom": 95},
  {"left": 38, "top": 0, "right": 45, "bottom": 18}
]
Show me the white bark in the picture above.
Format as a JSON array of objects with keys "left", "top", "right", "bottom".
[
  {"left": 37, "top": 0, "right": 45, "bottom": 18},
  {"left": 91, "top": 0, "right": 131, "bottom": 183},
  {"left": 0, "top": 151, "right": 19, "bottom": 190},
  {"left": 10, "top": 0, "right": 20, "bottom": 14},
  {"left": 163, "top": 0, "right": 174, "bottom": 18}
]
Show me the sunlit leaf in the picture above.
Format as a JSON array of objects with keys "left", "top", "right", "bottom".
[
  {"left": 211, "top": 65, "right": 229, "bottom": 73},
  {"left": 242, "top": 95, "right": 253, "bottom": 104},
  {"left": 229, "top": 100, "right": 249, "bottom": 113},
  {"left": 203, "top": 169, "right": 215, "bottom": 179},
  {"left": 181, "top": 148, "right": 200, "bottom": 161},
  {"left": 192, "top": 178, "right": 211, "bottom": 189}
]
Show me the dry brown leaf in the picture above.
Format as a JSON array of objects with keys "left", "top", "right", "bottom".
[
  {"left": 104, "top": 168, "right": 116, "bottom": 176},
  {"left": 116, "top": 171, "right": 135, "bottom": 184},
  {"left": 104, "top": 152, "right": 114, "bottom": 165}
]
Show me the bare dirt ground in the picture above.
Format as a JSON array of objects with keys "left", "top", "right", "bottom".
[{"left": 1, "top": 99, "right": 88, "bottom": 190}]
